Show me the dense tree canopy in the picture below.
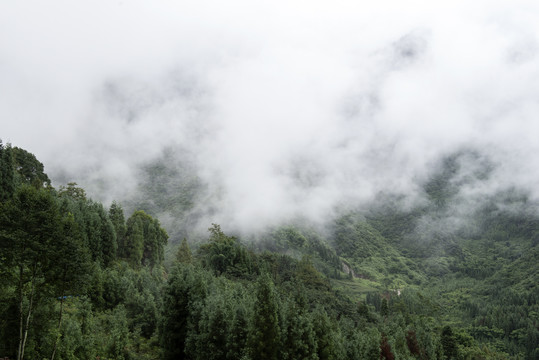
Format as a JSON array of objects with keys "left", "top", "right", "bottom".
[{"left": 1, "top": 144, "right": 537, "bottom": 359}]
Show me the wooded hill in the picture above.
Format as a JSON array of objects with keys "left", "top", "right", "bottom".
[{"left": 0, "top": 142, "right": 537, "bottom": 359}]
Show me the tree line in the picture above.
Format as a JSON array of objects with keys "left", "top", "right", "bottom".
[{"left": 0, "top": 142, "right": 518, "bottom": 359}]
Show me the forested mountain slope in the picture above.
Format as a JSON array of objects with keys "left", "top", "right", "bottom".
[{"left": 1, "top": 142, "right": 537, "bottom": 359}]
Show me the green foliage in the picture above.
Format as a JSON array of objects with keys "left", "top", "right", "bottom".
[
  {"left": 176, "top": 237, "right": 193, "bottom": 264},
  {"left": 124, "top": 210, "right": 168, "bottom": 268},
  {"left": 12, "top": 146, "right": 51, "bottom": 188},
  {"left": 333, "top": 214, "right": 423, "bottom": 285},
  {"left": 381, "top": 298, "right": 389, "bottom": 317},
  {"left": 125, "top": 212, "right": 145, "bottom": 267},
  {"left": 280, "top": 300, "right": 317, "bottom": 360},
  {"left": 0, "top": 141, "right": 15, "bottom": 202},
  {"left": 58, "top": 182, "right": 87, "bottom": 201},
  {"left": 160, "top": 264, "right": 210, "bottom": 360},
  {"left": 0, "top": 146, "right": 169, "bottom": 359},
  {"left": 0, "top": 185, "right": 63, "bottom": 359},
  {"left": 109, "top": 201, "right": 127, "bottom": 258},
  {"left": 198, "top": 224, "right": 256, "bottom": 278},
  {"left": 441, "top": 325, "right": 457, "bottom": 360},
  {"left": 247, "top": 273, "right": 281, "bottom": 360},
  {"left": 1, "top": 145, "right": 536, "bottom": 360},
  {"left": 259, "top": 224, "right": 342, "bottom": 278}
]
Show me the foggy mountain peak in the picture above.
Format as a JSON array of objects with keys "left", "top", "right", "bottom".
[{"left": 2, "top": 0, "right": 539, "bottom": 235}]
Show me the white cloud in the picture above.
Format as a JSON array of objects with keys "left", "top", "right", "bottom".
[{"left": 2, "top": 0, "right": 539, "bottom": 232}]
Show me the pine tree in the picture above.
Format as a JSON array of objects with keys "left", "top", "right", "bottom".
[
  {"left": 0, "top": 186, "right": 62, "bottom": 360},
  {"left": 312, "top": 306, "right": 344, "bottom": 360},
  {"left": 227, "top": 301, "right": 250, "bottom": 360},
  {"left": 124, "top": 210, "right": 168, "bottom": 268},
  {"left": 381, "top": 298, "right": 389, "bottom": 317},
  {"left": 441, "top": 325, "right": 457, "bottom": 360},
  {"left": 189, "top": 288, "right": 229, "bottom": 360},
  {"left": 177, "top": 238, "right": 193, "bottom": 264},
  {"left": 247, "top": 273, "right": 281, "bottom": 360},
  {"left": 280, "top": 301, "right": 317, "bottom": 360},
  {"left": 109, "top": 201, "right": 127, "bottom": 257},
  {"left": 0, "top": 141, "right": 15, "bottom": 202},
  {"left": 125, "top": 214, "right": 144, "bottom": 267},
  {"left": 160, "top": 265, "right": 209, "bottom": 360},
  {"left": 49, "top": 213, "right": 91, "bottom": 360},
  {"left": 97, "top": 204, "right": 117, "bottom": 267}
]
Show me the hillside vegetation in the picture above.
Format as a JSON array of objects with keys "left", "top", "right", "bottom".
[{"left": 0, "top": 142, "right": 537, "bottom": 359}]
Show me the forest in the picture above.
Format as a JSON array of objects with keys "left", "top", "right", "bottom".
[{"left": 1, "top": 141, "right": 538, "bottom": 359}]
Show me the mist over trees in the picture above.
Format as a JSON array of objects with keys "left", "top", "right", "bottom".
[
  {"left": 2, "top": 2, "right": 539, "bottom": 359},
  {"left": 1, "top": 144, "right": 538, "bottom": 359}
]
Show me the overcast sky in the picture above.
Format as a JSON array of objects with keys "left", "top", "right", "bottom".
[{"left": 2, "top": 0, "right": 539, "bottom": 232}]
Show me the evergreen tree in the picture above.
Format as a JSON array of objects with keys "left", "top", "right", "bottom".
[
  {"left": 247, "top": 273, "right": 280, "bottom": 360},
  {"left": 125, "top": 210, "right": 168, "bottom": 268},
  {"left": 199, "top": 224, "right": 254, "bottom": 278},
  {"left": 49, "top": 213, "right": 91, "bottom": 360},
  {"left": 97, "top": 204, "right": 117, "bottom": 267},
  {"left": 83, "top": 202, "right": 107, "bottom": 265},
  {"left": 0, "top": 141, "right": 15, "bottom": 202},
  {"left": 0, "top": 185, "right": 62, "bottom": 360},
  {"left": 381, "top": 298, "right": 389, "bottom": 317},
  {"left": 160, "top": 265, "right": 209, "bottom": 360},
  {"left": 311, "top": 306, "right": 344, "bottom": 360},
  {"left": 188, "top": 285, "right": 230, "bottom": 360},
  {"left": 125, "top": 214, "right": 144, "bottom": 267},
  {"left": 109, "top": 201, "right": 127, "bottom": 258},
  {"left": 280, "top": 301, "right": 317, "bottom": 360},
  {"left": 177, "top": 238, "right": 193, "bottom": 264},
  {"left": 441, "top": 325, "right": 457, "bottom": 360},
  {"left": 227, "top": 300, "right": 250, "bottom": 360}
]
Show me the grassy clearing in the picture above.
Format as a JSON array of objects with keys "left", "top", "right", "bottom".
[{"left": 331, "top": 277, "right": 380, "bottom": 302}]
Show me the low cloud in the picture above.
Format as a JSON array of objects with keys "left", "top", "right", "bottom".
[{"left": 2, "top": 0, "right": 539, "bottom": 235}]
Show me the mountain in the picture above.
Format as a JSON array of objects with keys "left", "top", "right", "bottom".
[{"left": 1, "top": 143, "right": 537, "bottom": 359}]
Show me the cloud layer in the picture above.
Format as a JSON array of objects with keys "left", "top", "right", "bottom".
[{"left": 2, "top": 0, "right": 539, "bottom": 233}]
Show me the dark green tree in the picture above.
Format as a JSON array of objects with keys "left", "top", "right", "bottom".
[
  {"left": 0, "top": 141, "right": 15, "bottom": 202},
  {"left": 109, "top": 201, "right": 127, "bottom": 258},
  {"left": 199, "top": 224, "right": 254, "bottom": 278},
  {"left": 124, "top": 210, "right": 168, "bottom": 268},
  {"left": 79, "top": 202, "right": 117, "bottom": 266},
  {"left": 441, "top": 325, "right": 457, "bottom": 360},
  {"left": 227, "top": 299, "right": 250, "bottom": 360},
  {"left": 49, "top": 213, "right": 91, "bottom": 360},
  {"left": 97, "top": 203, "right": 117, "bottom": 267},
  {"left": 160, "top": 265, "right": 209, "bottom": 360},
  {"left": 12, "top": 147, "right": 50, "bottom": 188},
  {"left": 247, "top": 273, "right": 281, "bottom": 360},
  {"left": 381, "top": 298, "right": 389, "bottom": 317},
  {"left": 311, "top": 306, "right": 344, "bottom": 360},
  {"left": 187, "top": 284, "right": 230, "bottom": 360},
  {"left": 280, "top": 301, "right": 317, "bottom": 360},
  {"left": 125, "top": 213, "right": 144, "bottom": 267},
  {"left": 0, "top": 185, "right": 61, "bottom": 360}
]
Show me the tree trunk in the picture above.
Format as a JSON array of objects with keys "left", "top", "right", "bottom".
[
  {"left": 17, "top": 265, "right": 24, "bottom": 360},
  {"left": 19, "top": 264, "right": 37, "bottom": 360},
  {"left": 50, "top": 279, "right": 66, "bottom": 360}
]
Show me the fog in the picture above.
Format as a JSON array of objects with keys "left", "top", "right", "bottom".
[{"left": 2, "top": 0, "right": 539, "bottom": 235}]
